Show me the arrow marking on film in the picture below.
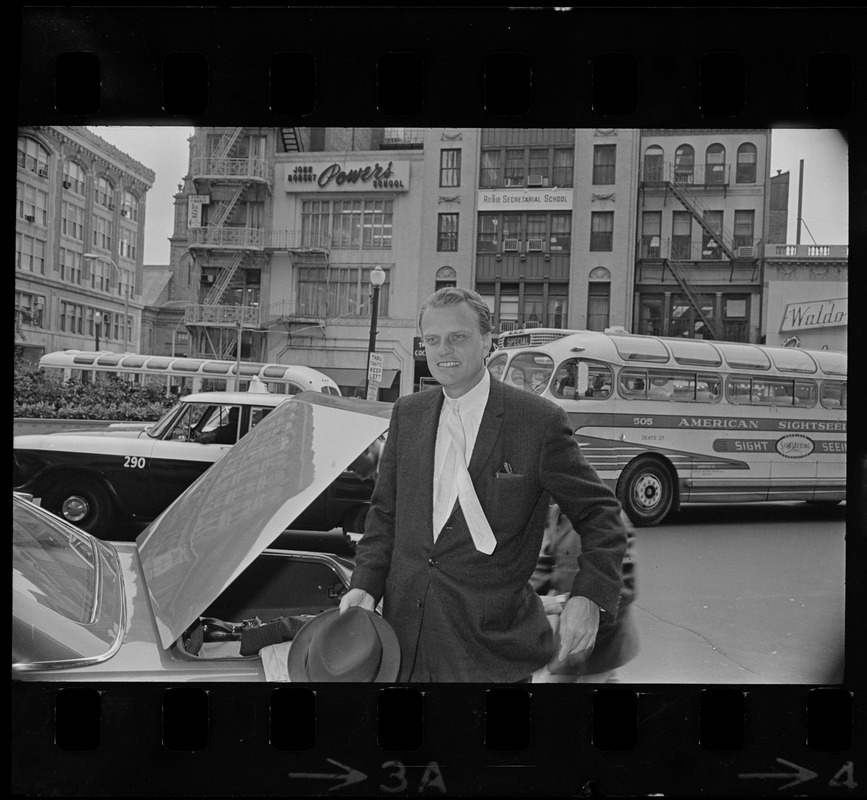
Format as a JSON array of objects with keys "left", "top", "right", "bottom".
[
  {"left": 289, "top": 759, "right": 367, "bottom": 791},
  {"left": 739, "top": 758, "right": 818, "bottom": 791}
]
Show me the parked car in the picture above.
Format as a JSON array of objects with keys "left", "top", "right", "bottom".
[
  {"left": 13, "top": 385, "right": 374, "bottom": 538},
  {"left": 12, "top": 393, "right": 393, "bottom": 682}
]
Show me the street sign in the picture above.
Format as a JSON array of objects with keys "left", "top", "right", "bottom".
[{"left": 366, "top": 352, "right": 383, "bottom": 400}]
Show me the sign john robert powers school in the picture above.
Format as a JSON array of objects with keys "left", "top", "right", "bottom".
[{"left": 284, "top": 161, "right": 410, "bottom": 192}]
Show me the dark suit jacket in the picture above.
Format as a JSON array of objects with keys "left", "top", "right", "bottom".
[{"left": 350, "top": 377, "right": 629, "bottom": 682}]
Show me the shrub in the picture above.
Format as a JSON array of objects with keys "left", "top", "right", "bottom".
[{"left": 13, "top": 361, "right": 177, "bottom": 421}]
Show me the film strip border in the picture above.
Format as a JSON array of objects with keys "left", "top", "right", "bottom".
[
  {"left": 17, "top": 7, "right": 864, "bottom": 124},
  {"left": 14, "top": 4, "right": 865, "bottom": 796},
  {"left": 12, "top": 684, "right": 860, "bottom": 795}
]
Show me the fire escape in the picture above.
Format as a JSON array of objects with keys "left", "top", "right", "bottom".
[
  {"left": 183, "top": 127, "right": 275, "bottom": 358},
  {"left": 648, "top": 163, "right": 755, "bottom": 341}
]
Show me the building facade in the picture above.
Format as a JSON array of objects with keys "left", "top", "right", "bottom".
[
  {"left": 15, "top": 126, "right": 154, "bottom": 362},
  {"left": 155, "top": 126, "right": 845, "bottom": 400},
  {"left": 634, "top": 129, "right": 771, "bottom": 344}
]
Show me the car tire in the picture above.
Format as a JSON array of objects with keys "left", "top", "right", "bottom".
[
  {"left": 41, "top": 478, "right": 114, "bottom": 537},
  {"left": 341, "top": 505, "right": 369, "bottom": 534},
  {"left": 617, "top": 457, "right": 674, "bottom": 527}
]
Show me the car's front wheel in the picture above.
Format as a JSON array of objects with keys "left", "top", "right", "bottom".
[{"left": 41, "top": 478, "right": 114, "bottom": 537}]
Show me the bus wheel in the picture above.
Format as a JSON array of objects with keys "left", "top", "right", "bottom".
[
  {"left": 341, "top": 505, "right": 369, "bottom": 534},
  {"left": 618, "top": 458, "right": 674, "bottom": 527},
  {"left": 42, "top": 479, "right": 114, "bottom": 537}
]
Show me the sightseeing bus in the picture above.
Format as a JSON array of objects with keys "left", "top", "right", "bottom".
[
  {"left": 487, "top": 328, "right": 847, "bottom": 526},
  {"left": 38, "top": 350, "right": 341, "bottom": 396}
]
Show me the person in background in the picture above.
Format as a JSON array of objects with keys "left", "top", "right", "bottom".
[
  {"left": 531, "top": 502, "right": 639, "bottom": 682},
  {"left": 198, "top": 406, "right": 240, "bottom": 444},
  {"left": 340, "top": 286, "right": 629, "bottom": 683}
]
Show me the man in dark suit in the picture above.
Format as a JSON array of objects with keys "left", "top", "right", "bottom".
[{"left": 340, "top": 287, "right": 629, "bottom": 682}]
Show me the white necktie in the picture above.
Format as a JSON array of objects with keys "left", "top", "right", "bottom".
[{"left": 433, "top": 401, "right": 497, "bottom": 555}]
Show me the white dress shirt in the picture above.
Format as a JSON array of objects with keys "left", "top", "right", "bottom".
[{"left": 432, "top": 369, "right": 491, "bottom": 540}]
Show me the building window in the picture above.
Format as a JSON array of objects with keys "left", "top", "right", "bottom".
[
  {"left": 733, "top": 210, "right": 755, "bottom": 250},
  {"left": 439, "top": 149, "right": 461, "bottom": 187},
  {"left": 592, "top": 145, "right": 616, "bottom": 185},
  {"left": 119, "top": 228, "right": 138, "bottom": 261},
  {"left": 121, "top": 190, "right": 140, "bottom": 221},
  {"left": 17, "top": 181, "right": 48, "bottom": 226},
  {"left": 589, "top": 211, "right": 614, "bottom": 252},
  {"left": 93, "top": 176, "right": 115, "bottom": 209},
  {"left": 60, "top": 301, "right": 85, "bottom": 335},
  {"left": 478, "top": 282, "right": 568, "bottom": 331},
  {"left": 705, "top": 144, "right": 727, "bottom": 185},
  {"left": 15, "top": 292, "right": 45, "bottom": 329},
  {"left": 63, "top": 161, "right": 87, "bottom": 195},
  {"left": 671, "top": 212, "right": 692, "bottom": 259},
  {"left": 638, "top": 295, "right": 664, "bottom": 336},
  {"left": 308, "top": 199, "right": 393, "bottom": 250},
  {"left": 674, "top": 145, "right": 695, "bottom": 183},
  {"left": 17, "top": 136, "right": 50, "bottom": 176},
  {"left": 641, "top": 211, "right": 661, "bottom": 258},
  {"left": 736, "top": 143, "right": 757, "bottom": 183},
  {"left": 643, "top": 145, "right": 664, "bottom": 182},
  {"left": 587, "top": 282, "right": 611, "bottom": 331},
  {"left": 60, "top": 248, "right": 83, "bottom": 285},
  {"left": 552, "top": 148, "right": 574, "bottom": 187},
  {"left": 92, "top": 216, "right": 114, "bottom": 253},
  {"left": 437, "top": 213, "right": 459, "bottom": 252},
  {"left": 478, "top": 211, "right": 571, "bottom": 254},
  {"left": 61, "top": 201, "right": 85, "bottom": 241},
  {"left": 479, "top": 149, "right": 500, "bottom": 188},
  {"left": 479, "top": 145, "right": 574, "bottom": 189},
  {"left": 301, "top": 200, "right": 331, "bottom": 248},
  {"left": 723, "top": 294, "right": 750, "bottom": 342},
  {"left": 296, "top": 264, "right": 390, "bottom": 319},
  {"left": 16, "top": 233, "right": 46, "bottom": 275},
  {"left": 701, "top": 211, "right": 724, "bottom": 259}
]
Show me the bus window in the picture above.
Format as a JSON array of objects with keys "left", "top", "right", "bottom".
[
  {"left": 821, "top": 381, "right": 847, "bottom": 409},
  {"left": 794, "top": 380, "right": 817, "bottom": 407},
  {"left": 647, "top": 373, "right": 675, "bottom": 400},
  {"left": 506, "top": 353, "right": 554, "bottom": 393},
  {"left": 695, "top": 375, "right": 721, "bottom": 402},
  {"left": 620, "top": 370, "right": 648, "bottom": 398},
  {"left": 487, "top": 352, "right": 508, "bottom": 382},
  {"left": 727, "top": 377, "right": 751, "bottom": 404}
]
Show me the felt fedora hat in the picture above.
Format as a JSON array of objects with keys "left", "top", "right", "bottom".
[{"left": 287, "top": 607, "right": 400, "bottom": 682}]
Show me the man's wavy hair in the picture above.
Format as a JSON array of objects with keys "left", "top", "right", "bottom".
[{"left": 418, "top": 287, "right": 495, "bottom": 337}]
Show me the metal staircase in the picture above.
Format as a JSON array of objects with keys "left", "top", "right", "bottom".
[
  {"left": 663, "top": 257, "right": 723, "bottom": 340},
  {"left": 204, "top": 251, "right": 246, "bottom": 305},
  {"left": 211, "top": 127, "right": 245, "bottom": 160},
  {"left": 666, "top": 179, "right": 737, "bottom": 261},
  {"left": 281, "top": 127, "right": 304, "bottom": 152}
]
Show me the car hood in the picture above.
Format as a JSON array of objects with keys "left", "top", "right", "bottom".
[{"left": 135, "top": 391, "right": 392, "bottom": 649}]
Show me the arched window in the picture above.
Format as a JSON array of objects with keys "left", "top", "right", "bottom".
[
  {"left": 674, "top": 144, "right": 694, "bottom": 183},
  {"left": 93, "top": 175, "right": 115, "bottom": 210},
  {"left": 121, "top": 189, "right": 140, "bottom": 221},
  {"left": 643, "top": 145, "right": 664, "bottom": 182},
  {"left": 705, "top": 143, "right": 727, "bottom": 185},
  {"left": 17, "top": 136, "right": 50, "bottom": 178},
  {"left": 736, "top": 142, "right": 757, "bottom": 183},
  {"left": 63, "top": 160, "right": 87, "bottom": 195}
]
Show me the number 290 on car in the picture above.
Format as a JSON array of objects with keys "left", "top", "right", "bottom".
[{"left": 123, "top": 456, "right": 147, "bottom": 469}]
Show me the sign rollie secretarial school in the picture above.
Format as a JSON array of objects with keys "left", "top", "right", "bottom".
[
  {"left": 284, "top": 161, "right": 410, "bottom": 193},
  {"left": 780, "top": 298, "right": 848, "bottom": 332}
]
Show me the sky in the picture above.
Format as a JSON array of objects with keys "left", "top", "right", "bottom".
[{"left": 89, "top": 126, "right": 850, "bottom": 265}]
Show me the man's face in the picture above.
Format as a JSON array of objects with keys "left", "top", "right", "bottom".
[{"left": 421, "top": 302, "right": 491, "bottom": 398}]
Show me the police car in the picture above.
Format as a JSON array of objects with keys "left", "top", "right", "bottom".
[{"left": 13, "top": 383, "right": 375, "bottom": 538}]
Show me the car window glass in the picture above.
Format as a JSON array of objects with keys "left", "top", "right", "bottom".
[
  {"left": 13, "top": 501, "right": 97, "bottom": 623},
  {"left": 165, "top": 403, "right": 210, "bottom": 441}
]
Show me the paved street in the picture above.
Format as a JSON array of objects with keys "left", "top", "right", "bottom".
[{"left": 614, "top": 501, "right": 847, "bottom": 685}]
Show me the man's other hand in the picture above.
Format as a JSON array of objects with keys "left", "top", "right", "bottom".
[
  {"left": 339, "top": 588, "right": 375, "bottom": 613},
  {"left": 557, "top": 596, "right": 600, "bottom": 662}
]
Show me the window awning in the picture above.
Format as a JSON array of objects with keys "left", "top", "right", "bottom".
[{"left": 317, "top": 367, "right": 399, "bottom": 388}]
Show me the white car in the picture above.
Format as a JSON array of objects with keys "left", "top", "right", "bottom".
[{"left": 13, "top": 392, "right": 393, "bottom": 682}]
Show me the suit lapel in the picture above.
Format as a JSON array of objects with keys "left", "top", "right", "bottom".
[
  {"left": 410, "top": 388, "right": 444, "bottom": 524},
  {"left": 468, "top": 377, "right": 504, "bottom": 481}
]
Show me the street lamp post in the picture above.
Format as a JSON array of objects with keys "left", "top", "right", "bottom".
[
  {"left": 84, "top": 253, "right": 131, "bottom": 352},
  {"left": 364, "top": 265, "right": 386, "bottom": 400},
  {"left": 93, "top": 311, "right": 102, "bottom": 351}
]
